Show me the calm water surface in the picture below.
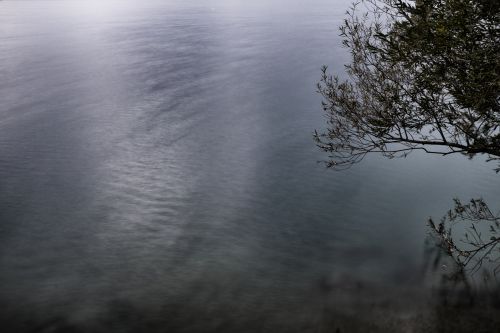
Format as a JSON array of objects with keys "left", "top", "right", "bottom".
[{"left": 1, "top": 1, "right": 499, "bottom": 331}]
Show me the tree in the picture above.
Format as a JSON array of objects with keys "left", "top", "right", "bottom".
[
  {"left": 315, "top": 0, "right": 500, "bottom": 170},
  {"left": 315, "top": 0, "right": 500, "bottom": 280}
]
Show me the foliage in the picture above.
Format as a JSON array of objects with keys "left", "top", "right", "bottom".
[{"left": 315, "top": 0, "right": 500, "bottom": 170}]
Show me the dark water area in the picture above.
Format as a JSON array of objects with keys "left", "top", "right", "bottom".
[{"left": 1, "top": 1, "right": 499, "bottom": 332}]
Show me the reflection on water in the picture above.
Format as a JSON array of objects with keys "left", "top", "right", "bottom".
[
  {"left": 426, "top": 198, "right": 500, "bottom": 314},
  {"left": 0, "top": 0, "right": 499, "bottom": 332},
  {"left": 423, "top": 207, "right": 500, "bottom": 333},
  {"left": 429, "top": 198, "right": 500, "bottom": 279}
]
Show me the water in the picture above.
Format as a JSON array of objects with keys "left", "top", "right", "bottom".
[{"left": 1, "top": 1, "right": 499, "bottom": 332}]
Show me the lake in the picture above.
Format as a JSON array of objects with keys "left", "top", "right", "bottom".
[{"left": 1, "top": 1, "right": 499, "bottom": 332}]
